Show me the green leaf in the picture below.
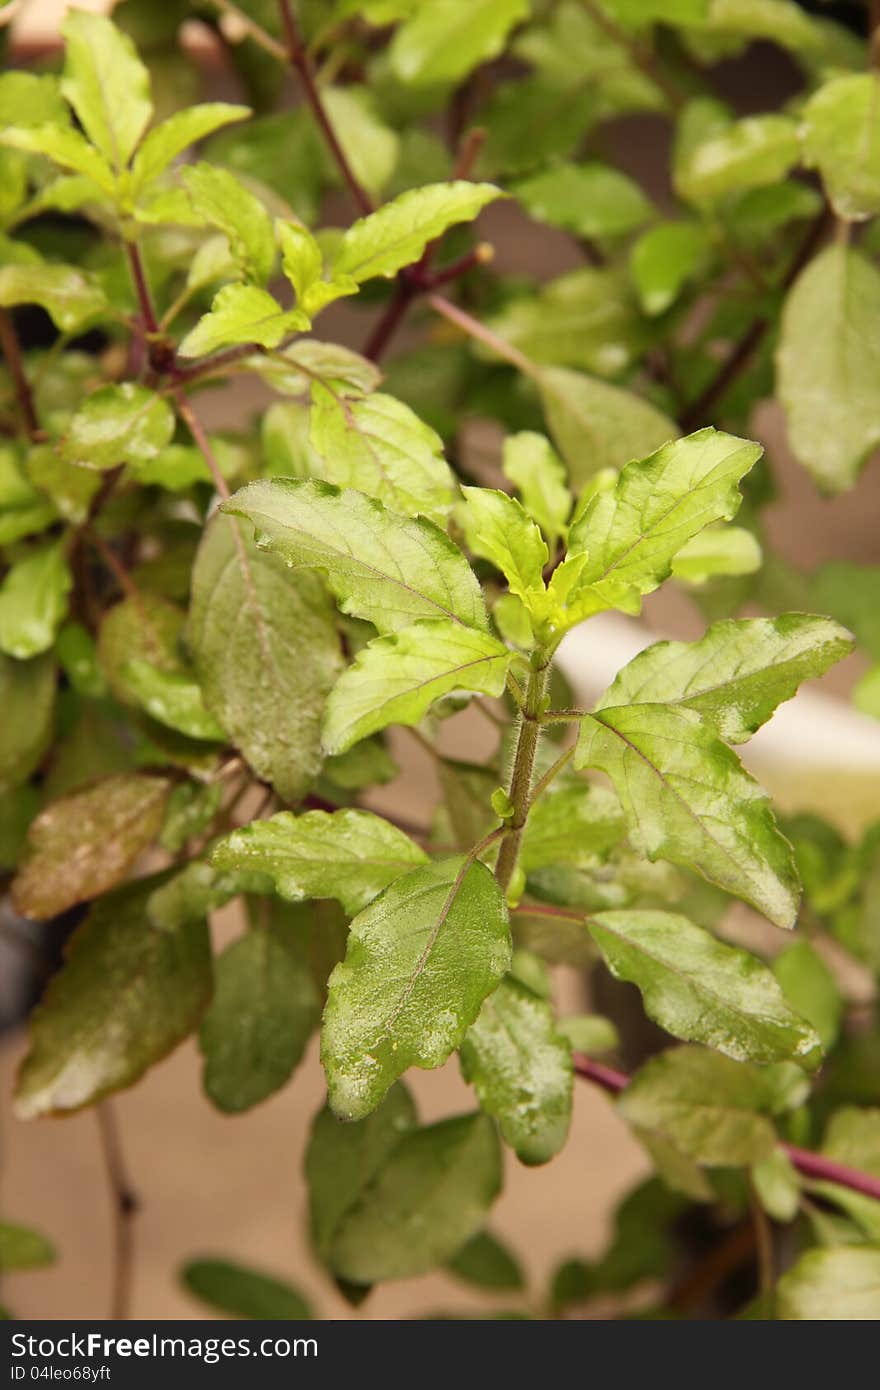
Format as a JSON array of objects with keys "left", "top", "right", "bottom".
[
  {"left": 0, "top": 542, "right": 71, "bottom": 659},
  {"left": 319, "top": 1112, "right": 503, "bottom": 1283},
  {"left": 178, "top": 283, "right": 308, "bottom": 357},
  {"left": 670, "top": 525, "right": 761, "bottom": 583},
  {"left": 460, "top": 976, "right": 573, "bottom": 1165},
  {"left": 26, "top": 443, "right": 101, "bottom": 524},
  {"left": 333, "top": 181, "right": 501, "bottom": 284},
  {"left": 457, "top": 486, "right": 548, "bottom": 606},
  {"left": 0, "top": 783, "right": 40, "bottom": 871},
  {"left": 588, "top": 909, "right": 821, "bottom": 1064},
  {"left": 550, "top": 1178, "right": 685, "bottom": 1309},
  {"left": 751, "top": 1148, "right": 800, "bottom": 1223},
  {"left": 322, "top": 619, "right": 512, "bottom": 754},
  {"left": 520, "top": 783, "right": 624, "bottom": 873},
  {"left": 776, "top": 245, "right": 880, "bottom": 492},
  {"left": 181, "top": 1259, "right": 312, "bottom": 1320},
  {"left": 446, "top": 1230, "right": 524, "bottom": 1291},
  {"left": 538, "top": 367, "right": 676, "bottom": 482},
  {"left": 181, "top": 163, "right": 275, "bottom": 284},
  {"left": 120, "top": 660, "right": 225, "bottom": 742},
  {"left": 486, "top": 268, "right": 648, "bottom": 377},
  {"left": 97, "top": 592, "right": 185, "bottom": 707},
  {"left": 188, "top": 514, "right": 343, "bottom": 805},
  {"left": 675, "top": 113, "right": 799, "bottom": 204},
  {"left": 277, "top": 222, "right": 333, "bottom": 316},
  {"left": 131, "top": 103, "right": 251, "bottom": 192},
  {"left": 15, "top": 876, "right": 211, "bottom": 1117},
  {"left": 60, "top": 10, "right": 152, "bottom": 170},
  {"left": 630, "top": 222, "right": 713, "bottom": 315},
  {"left": 0, "top": 71, "right": 68, "bottom": 130},
  {"left": 802, "top": 74, "right": 880, "bottom": 222},
  {"left": 776, "top": 1247, "right": 880, "bottom": 1320},
  {"left": 0, "top": 264, "right": 107, "bottom": 333},
  {"left": 222, "top": 478, "right": 488, "bottom": 635},
  {"left": 575, "top": 704, "right": 799, "bottom": 928},
  {"left": 322, "top": 86, "right": 400, "bottom": 200},
  {"left": 812, "top": 562, "right": 880, "bottom": 663},
  {"left": 564, "top": 428, "right": 761, "bottom": 616},
  {"left": 11, "top": 772, "right": 171, "bottom": 921},
  {"left": 514, "top": 161, "right": 653, "bottom": 238},
  {"left": 322, "top": 856, "right": 511, "bottom": 1120},
  {"left": 390, "top": 0, "right": 528, "bottom": 86},
  {"left": 199, "top": 923, "right": 320, "bottom": 1113},
  {"left": 556, "top": 1014, "right": 620, "bottom": 1056},
  {"left": 0, "top": 123, "right": 116, "bottom": 195},
  {"left": 773, "top": 939, "right": 842, "bottom": 1052},
  {"left": 0, "top": 651, "right": 55, "bottom": 789},
  {"left": 306, "top": 1082, "right": 418, "bottom": 1263},
  {"left": 62, "top": 384, "right": 174, "bottom": 472},
  {"left": 309, "top": 384, "right": 455, "bottom": 526},
  {"left": 597, "top": 615, "right": 853, "bottom": 744},
  {"left": 211, "top": 808, "right": 427, "bottom": 916},
  {"left": 0, "top": 1221, "right": 56, "bottom": 1272},
  {"left": 502, "top": 431, "right": 571, "bottom": 546}
]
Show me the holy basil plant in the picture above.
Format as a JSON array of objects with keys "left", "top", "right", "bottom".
[{"left": 1, "top": 1, "right": 879, "bottom": 1324}]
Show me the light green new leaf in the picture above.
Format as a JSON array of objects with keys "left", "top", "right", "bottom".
[
  {"left": 0, "top": 1221, "right": 56, "bottom": 1272},
  {"left": 802, "top": 74, "right": 880, "bottom": 222},
  {"left": 773, "top": 939, "right": 842, "bottom": 1052},
  {"left": 565, "top": 428, "right": 762, "bottom": 614},
  {"left": 181, "top": 163, "right": 275, "bottom": 284},
  {"left": 182, "top": 1259, "right": 312, "bottom": 1321},
  {"left": 676, "top": 113, "right": 799, "bottom": 204},
  {"left": 670, "top": 525, "right": 761, "bottom": 583},
  {"left": 322, "top": 619, "right": 512, "bottom": 754},
  {"left": 597, "top": 615, "right": 853, "bottom": 744},
  {"left": 333, "top": 181, "right": 501, "bottom": 284},
  {"left": 576, "top": 704, "right": 799, "bottom": 927},
  {"left": 0, "top": 71, "right": 67, "bottom": 129},
  {"left": 776, "top": 1247, "right": 880, "bottom": 1320},
  {"left": 277, "top": 221, "right": 325, "bottom": 308},
  {"left": 0, "top": 651, "right": 55, "bottom": 790},
  {"left": 188, "top": 514, "right": 343, "bottom": 806},
  {"left": 62, "top": 384, "right": 175, "bottom": 471},
  {"left": 15, "top": 877, "right": 210, "bottom": 1117},
  {"left": 460, "top": 977, "right": 573, "bottom": 1165},
  {"left": 538, "top": 368, "right": 676, "bottom": 482},
  {"left": 751, "top": 1148, "right": 800, "bottom": 1223},
  {"left": 502, "top": 431, "right": 571, "bottom": 545},
  {"left": 521, "top": 783, "right": 624, "bottom": 873},
  {"left": 310, "top": 384, "right": 455, "bottom": 526},
  {"left": 630, "top": 222, "right": 713, "bottom": 315},
  {"left": 178, "top": 284, "right": 309, "bottom": 358},
  {"left": 514, "top": 161, "right": 653, "bottom": 238},
  {"left": 97, "top": 593, "right": 185, "bottom": 708},
  {"left": 486, "top": 268, "right": 648, "bottom": 377},
  {"left": 588, "top": 909, "right": 821, "bottom": 1064},
  {"left": 11, "top": 772, "right": 171, "bottom": 921},
  {"left": 0, "top": 542, "right": 71, "bottom": 659},
  {"left": 322, "top": 856, "right": 511, "bottom": 1119},
  {"left": 199, "top": 924, "right": 320, "bottom": 1113},
  {"left": 0, "top": 264, "right": 107, "bottom": 333},
  {"left": 131, "top": 103, "right": 251, "bottom": 192},
  {"left": 557, "top": 1014, "right": 620, "bottom": 1056},
  {"left": 390, "top": 0, "right": 528, "bottom": 86},
  {"left": 120, "top": 660, "right": 225, "bottom": 742},
  {"left": 322, "top": 86, "right": 400, "bottom": 199},
  {"left": 321, "top": 1112, "right": 503, "bottom": 1284},
  {"left": 776, "top": 245, "right": 880, "bottom": 492},
  {"left": 457, "top": 486, "right": 548, "bottom": 605},
  {"left": 222, "top": 478, "right": 488, "bottom": 634},
  {"left": 0, "top": 124, "right": 116, "bottom": 196},
  {"left": 60, "top": 11, "right": 152, "bottom": 170},
  {"left": 211, "top": 807, "right": 427, "bottom": 916}
]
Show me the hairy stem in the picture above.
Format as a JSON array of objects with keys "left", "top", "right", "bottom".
[
  {"left": 527, "top": 744, "right": 575, "bottom": 804},
  {"left": 495, "top": 663, "right": 549, "bottom": 894},
  {"left": 173, "top": 390, "right": 230, "bottom": 502},
  {"left": 96, "top": 1102, "right": 138, "bottom": 1320},
  {"left": 0, "top": 307, "right": 40, "bottom": 439}
]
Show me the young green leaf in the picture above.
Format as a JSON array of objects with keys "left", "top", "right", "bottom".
[
  {"left": 0, "top": 542, "right": 71, "bottom": 659},
  {"left": 538, "top": 367, "right": 676, "bottom": 482},
  {"left": 0, "top": 123, "right": 116, "bottom": 196},
  {"left": 557, "top": 1015, "right": 620, "bottom": 1056},
  {"left": 0, "top": 264, "right": 107, "bottom": 333},
  {"left": 773, "top": 939, "right": 842, "bottom": 1053},
  {"left": 520, "top": 783, "right": 624, "bottom": 873},
  {"left": 776, "top": 245, "right": 880, "bottom": 492},
  {"left": 62, "top": 384, "right": 175, "bottom": 471},
  {"left": 181, "top": 1259, "right": 312, "bottom": 1320},
  {"left": 776, "top": 1247, "right": 880, "bottom": 1320},
  {"left": 514, "top": 161, "right": 653, "bottom": 238},
  {"left": 669, "top": 525, "right": 761, "bottom": 584},
  {"left": 801, "top": 74, "right": 880, "bottom": 222},
  {"left": 597, "top": 615, "right": 853, "bottom": 744},
  {"left": 119, "top": 661, "right": 225, "bottom": 742},
  {"left": 188, "top": 514, "right": 343, "bottom": 806},
  {"left": 320, "top": 1112, "right": 503, "bottom": 1284},
  {"left": 588, "top": 909, "right": 821, "bottom": 1064},
  {"left": 321, "top": 86, "right": 400, "bottom": 200},
  {"left": 575, "top": 704, "right": 799, "bottom": 928},
  {"left": 11, "top": 772, "right": 171, "bottom": 920},
  {"left": 222, "top": 478, "right": 488, "bottom": 634},
  {"left": 211, "top": 808, "right": 427, "bottom": 916},
  {"left": 486, "top": 268, "right": 648, "bottom": 377},
  {"left": 501, "top": 431, "right": 571, "bottom": 546},
  {"left": 181, "top": 163, "right": 275, "bottom": 284},
  {"left": 199, "top": 923, "right": 320, "bottom": 1113},
  {"left": 446, "top": 1231, "right": 524, "bottom": 1292},
  {"left": 676, "top": 113, "right": 800, "bottom": 204},
  {"left": 178, "top": 284, "right": 309, "bottom": 357},
  {"left": 309, "top": 384, "right": 455, "bottom": 526},
  {"left": 97, "top": 593, "right": 186, "bottom": 708},
  {"left": 390, "top": 0, "right": 528, "bottom": 86},
  {"left": 131, "top": 103, "right": 251, "bottom": 192},
  {"left": 322, "top": 619, "right": 512, "bottom": 754},
  {"left": 457, "top": 486, "right": 548, "bottom": 606},
  {"left": 15, "top": 876, "right": 211, "bottom": 1117},
  {"left": 0, "top": 651, "right": 55, "bottom": 789},
  {"left": 460, "top": 976, "right": 573, "bottom": 1165},
  {"left": 333, "top": 181, "right": 501, "bottom": 284},
  {"left": 60, "top": 10, "right": 152, "bottom": 171},
  {"left": 630, "top": 222, "right": 713, "bottom": 315},
  {"left": 322, "top": 856, "right": 511, "bottom": 1120}
]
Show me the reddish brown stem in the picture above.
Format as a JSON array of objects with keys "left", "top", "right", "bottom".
[
  {"left": 0, "top": 306, "right": 40, "bottom": 439},
  {"left": 123, "top": 240, "right": 160, "bottom": 337},
  {"left": 174, "top": 390, "right": 230, "bottom": 501},
  {"left": 96, "top": 1102, "right": 138, "bottom": 1321}
]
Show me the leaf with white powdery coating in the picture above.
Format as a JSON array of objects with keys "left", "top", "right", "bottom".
[
  {"left": 322, "top": 619, "right": 512, "bottom": 755},
  {"left": 0, "top": 264, "right": 107, "bottom": 333},
  {"left": 211, "top": 808, "right": 427, "bottom": 917},
  {"left": 222, "top": 478, "right": 488, "bottom": 635},
  {"left": 62, "top": 384, "right": 175, "bottom": 471},
  {"left": 597, "top": 614, "right": 853, "bottom": 743},
  {"left": 776, "top": 1247, "right": 880, "bottom": 1320},
  {"left": 0, "top": 542, "right": 71, "bottom": 659},
  {"left": 321, "top": 856, "right": 511, "bottom": 1120},
  {"left": 588, "top": 909, "right": 821, "bottom": 1064},
  {"left": 575, "top": 703, "right": 799, "bottom": 928},
  {"left": 333, "top": 181, "right": 502, "bottom": 284}
]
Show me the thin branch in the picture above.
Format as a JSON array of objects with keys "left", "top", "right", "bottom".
[
  {"left": 528, "top": 744, "right": 575, "bottom": 804},
  {"left": 750, "top": 1179, "right": 775, "bottom": 1307},
  {"left": 452, "top": 126, "right": 487, "bottom": 180},
  {"left": 495, "top": 665, "right": 549, "bottom": 894},
  {"left": 85, "top": 527, "right": 142, "bottom": 603},
  {"left": 428, "top": 292, "right": 540, "bottom": 379},
  {"left": 205, "top": 0, "right": 288, "bottom": 61},
  {"left": 96, "top": 1102, "right": 138, "bottom": 1321},
  {"left": 173, "top": 390, "right": 230, "bottom": 501},
  {"left": 0, "top": 306, "right": 40, "bottom": 439},
  {"left": 123, "top": 241, "right": 160, "bottom": 338}
]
